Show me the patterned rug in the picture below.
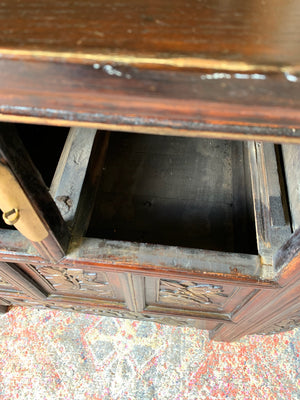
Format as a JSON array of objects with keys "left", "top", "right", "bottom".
[{"left": 0, "top": 306, "right": 299, "bottom": 400}]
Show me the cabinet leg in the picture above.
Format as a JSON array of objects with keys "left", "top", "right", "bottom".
[{"left": 0, "top": 305, "right": 9, "bottom": 314}]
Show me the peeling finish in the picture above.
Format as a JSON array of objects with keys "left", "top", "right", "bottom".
[
  {"left": 93, "top": 63, "right": 132, "bottom": 79},
  {"left": 103, "top": 64, "right": 123, "bottom": 77},
  {"left": 200, "top": 73, "right": 266, "bottom": 80},
  {"left": 234, "top": 73, "right": 266, "bottom": 80},
  {"left": 284, "top": 72, "right": 299, "bottom": 82}
]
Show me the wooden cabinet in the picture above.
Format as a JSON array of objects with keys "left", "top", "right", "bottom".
[
  {"left": 0, "top": 0, "right": 299, "bottom": 341},
  {"left": 0, "top": 126, "right": 299, "bottom": 341}
]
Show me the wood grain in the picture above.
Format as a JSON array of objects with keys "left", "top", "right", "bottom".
[
  {"left": 0, "top": 262, "right": 47, "bottom": 300},
  {"left": 0, "top": 58, "right": 299, "bottom": 141},
  {"left": 0, "top": 0, "right": 299, "bottom": 69},
  {"left": 282, "top": 145, "right": 300, "bottom": 231},
  {"left": 0, "top": 230, "right": 268, "bottom": 287},
  {"left": 248, "top": 141, "right": 291, "bottom": 266},
  {"left": 49, "top": 127, "right": 110, "bottom": 240},
  {"left": 0, "top": 0, "right": 299, "bottom": 139}
]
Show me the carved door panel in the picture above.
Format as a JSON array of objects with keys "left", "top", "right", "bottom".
[
  {"left": 144, "top": 277, "right": 257, "bottom": 320},
  {"left": 17, "top": 264, "right": 129, "bottom": 312}
]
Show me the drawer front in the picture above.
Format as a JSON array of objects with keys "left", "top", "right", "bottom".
[
  {"left": 144, "top": 277, "right": 257, "bottom": 316},
  {"left": 31, "top": 265, "right": 126, "bottom": 304}
]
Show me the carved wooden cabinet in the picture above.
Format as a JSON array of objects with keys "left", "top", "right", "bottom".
[{"left": 0, "top": 0, "right": 299, "bottom": 341}]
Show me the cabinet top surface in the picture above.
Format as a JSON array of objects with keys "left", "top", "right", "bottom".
[{"left": 1, "top": 0, "right": 300, "bottom": 70}]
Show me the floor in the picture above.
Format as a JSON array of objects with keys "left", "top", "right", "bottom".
[{"left": 0, "top": 307, "right": 299, "bottom": 400}]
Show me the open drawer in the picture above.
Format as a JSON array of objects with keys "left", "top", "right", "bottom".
[
  {"left": 0, "top": 123, "right": 300, "bottom": 340},
  {"left": 82, "top": 131, "right": 292, "bottom": 274},
  {"left": 0, "top": 125, "right": 293, "bottom": 276}
]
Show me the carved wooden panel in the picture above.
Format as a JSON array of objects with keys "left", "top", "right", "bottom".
[
  {"left": 34, "top": 266, "right": 114, "bottom": 298},
  {"left": 145, "top": 277, "right": 258, "bottom": 315},
  {"left": 159, "top": 280, "right": 229, "bottom": 307},
  {"left": 11, "top": 299, "right": 220, "bottom": 331}
]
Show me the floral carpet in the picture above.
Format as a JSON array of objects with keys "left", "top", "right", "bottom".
[{"left": 0, "top": 307, "right": 299, "bottom": 400}]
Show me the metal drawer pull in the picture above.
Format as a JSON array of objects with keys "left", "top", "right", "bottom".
[{"left": 2, "top": 208, "right": 20, "bottom": 225}]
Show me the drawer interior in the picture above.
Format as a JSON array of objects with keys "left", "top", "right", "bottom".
[
  {"left": 86, "top": 132, "right": 258, "bottom": 254},
  {"left": 4, "top": 124, "right": 291, "bottom": 260}
]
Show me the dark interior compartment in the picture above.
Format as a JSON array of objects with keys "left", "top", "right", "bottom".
[
  {"left": 16, "top": 123, "right": 68, "bottom": 187},
  {"left": 87, "top": 132, "right": 257, "bottom": 254}
]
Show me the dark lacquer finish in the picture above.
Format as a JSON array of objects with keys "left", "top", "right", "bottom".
[
  {"left": 0, "top": 0, "right": 299, "bottom": 140},
  {"left": 0, "top": 0, "right": 300, "bottom": 340},
  {"left": 0, "top": 126, "right": 299, "bottom": 341},
  {"left": 0, "top": 0, "right": 299, "bottom": 67}
]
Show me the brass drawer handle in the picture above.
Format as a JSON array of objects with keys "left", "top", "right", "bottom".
[
  {"left": 0, "top": 164, "right": 48, "bottom": 241},
  {"left": 3, "top": 208, "right": 20, "bottom": 225}
]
